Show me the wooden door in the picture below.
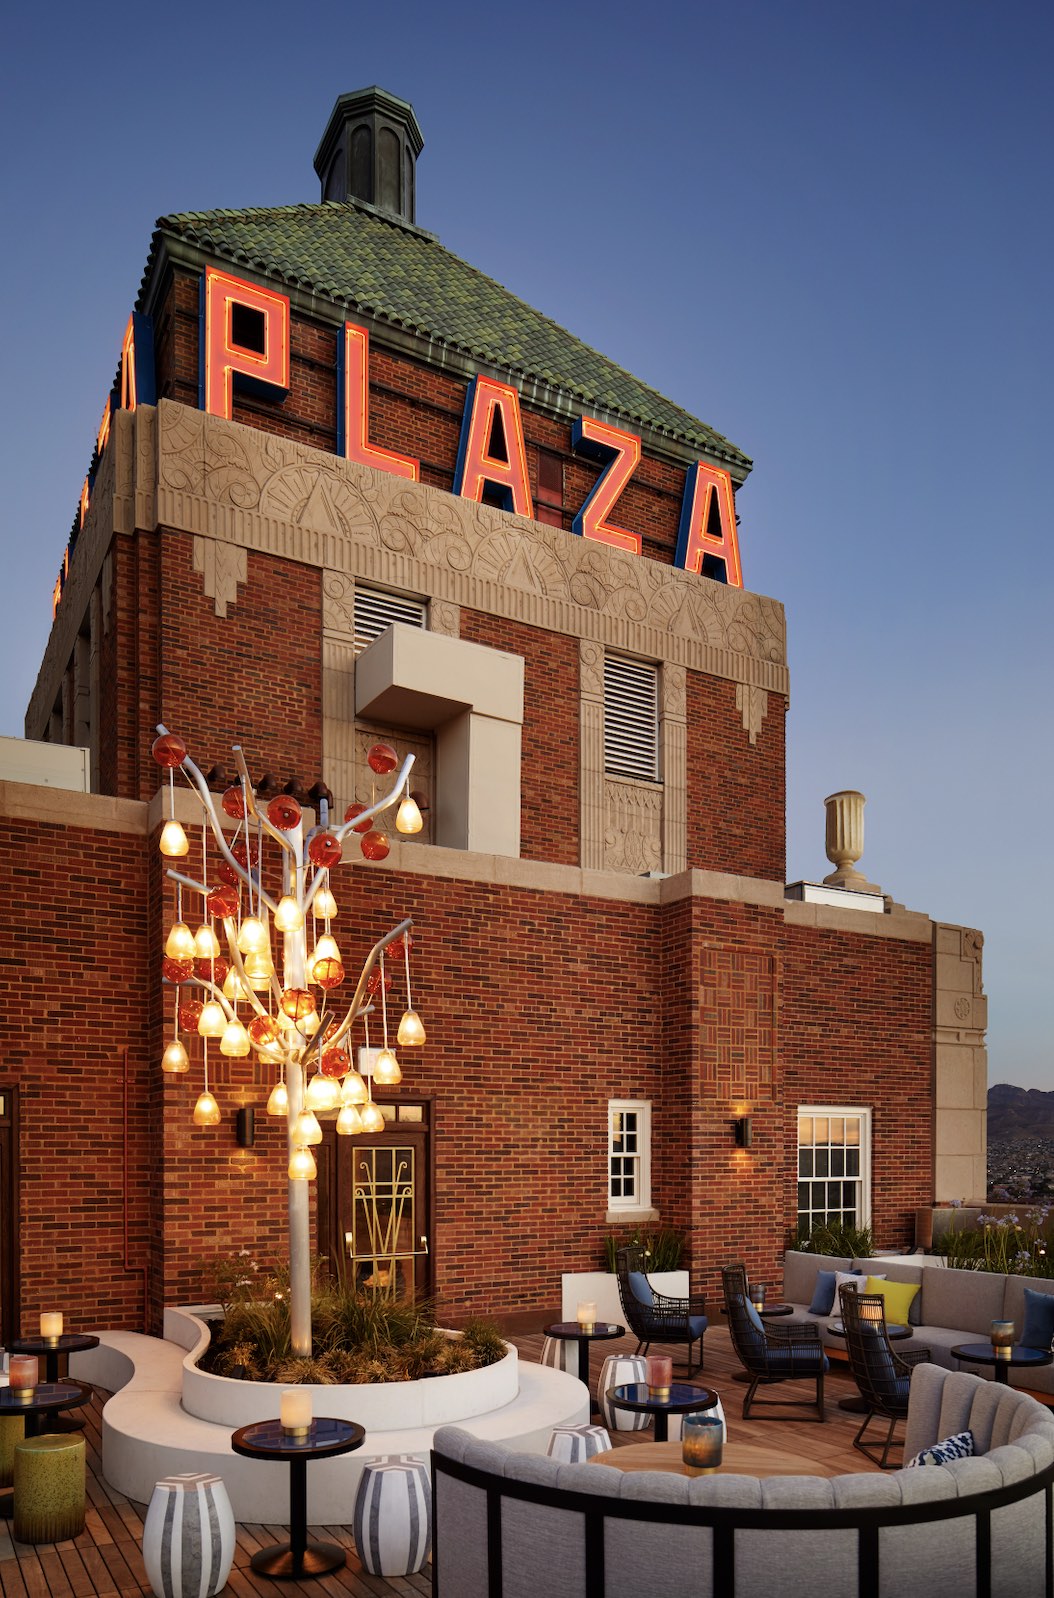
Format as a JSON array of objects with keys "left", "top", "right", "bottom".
[{"left": 318, "top": 1102, "right": 432, "bottom": 1302}]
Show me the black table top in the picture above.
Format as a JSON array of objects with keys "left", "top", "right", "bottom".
[
  {"left": 0, "top": 1380, "right": 89, "bottom": 1416},
  {"left": 608, "top": 1380, "right": 719, "bottom": 1414},
  {"left": 230, "top": 1416, "right": 365, "bottom": 1461},
  {"left": 10, "top": 1333, "right": 100, "bottom": 1356},
  {"left": 543, "top": 1322, "right": 624, "bottom": 1341},
  {"left": 952, "top": 1342, "right": 1054, "bottom": 1368}
]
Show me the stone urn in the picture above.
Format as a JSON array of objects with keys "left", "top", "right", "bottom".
[{"left": 822, "top": 791, "right": 882, "bottom": 893}]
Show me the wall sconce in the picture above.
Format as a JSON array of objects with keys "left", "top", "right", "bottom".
[
  {"left": 734, "top": 1115, "right": 752, "bottom": 1149},
  {"left": 236, "top": 1106, "right": 256, "bottom": 1148}
]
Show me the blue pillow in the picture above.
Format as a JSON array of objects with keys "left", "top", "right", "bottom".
[
  {"left": 627, "top": 1270, "right": 654, "bottom": 1307},
  {"left": 1021, "top": 1287, "right": 1054, "bottom": 1350},
  {"left": 906, "top": 1430, "right": 974, "bottom": 1468},
  {"left": 808, "top": 1270, "right": 838, "bottom": 1315},
  {"left": 745, "top": 1299, "right": 766, "bottom": 1334}
]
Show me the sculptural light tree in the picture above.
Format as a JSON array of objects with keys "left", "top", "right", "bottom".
[{"left": 151, "top": 724, "right": 426, "bottom": 1356}]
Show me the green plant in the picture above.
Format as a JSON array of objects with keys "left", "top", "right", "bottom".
[
  {"left": 603, "top": 1227, "right": 685, "bottom": 1273},
  {"left": 790, "top": 1219, "right": 875, "bottom": 1259},
  {"left": 940, "top": 1206, "right": 1054, "bottom": 1276}
]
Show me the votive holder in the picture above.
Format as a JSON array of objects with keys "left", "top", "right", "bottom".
[
  {"left": 646, "top": 1354, "right": 672, "bottom": 1399},
  {"left": 990, "top": 1320, "right": 1015, "bottom": 1360},
  {"left": 279, "top": 1387, "right": 312, "bottom": 1438},
  {"left": 751, "top": 1283, "right": 767, "bottom": 1312},
  {"left": 40, "top": 1311, "right": 63, "bottom": 1344},
  {"left": 576, "top": 1301, "right": 597, "bottom": 1334},
  {"left": 9, "top": 1355, "right": 39, "bottom": 1398},
  {"left": 682, "top": 1412, "right": 723, "bottom": 1475}
]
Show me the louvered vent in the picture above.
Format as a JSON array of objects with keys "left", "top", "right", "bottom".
[
  {"left": 354, "top": 588, "right": 426, "bottom": 653},
  {"left": 604, "top": 656, "right": 659, "bottom": 781}
]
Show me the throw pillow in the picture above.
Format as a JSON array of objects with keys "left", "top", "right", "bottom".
[
  {"left": 627, "top": 1271, "right": 654, "bottom": 1308},
  {"left": 906, "top": 1430, "right": 974, "bottom": 1468},
  {"left": 832, "top": 1269, "right": 872, "bottom": 1310},
  {"left": 808, "top": 1269, "right": 839, "bottom": 1316},
  {"left": 863, "top": 1276, "right": 919, "bottom": 1328},
  {"left": 744, "top": 1298, "right": 766, "bottom": 1334},
  {"left": 1021, "top": 1286, "right": 1054, "bottom": 1350}
]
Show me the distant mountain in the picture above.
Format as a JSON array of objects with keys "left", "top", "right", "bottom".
[{"left": 988, "top": 1083, "right": 1054, "bottom": 1141}]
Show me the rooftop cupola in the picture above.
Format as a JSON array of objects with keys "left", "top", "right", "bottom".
[{"left": 313, "top": 87, "right": 424, "bottom": 224}]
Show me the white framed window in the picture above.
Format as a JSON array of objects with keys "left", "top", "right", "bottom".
[
  {"left": 354, "top": 585, "right": 426, "bottom": 653},
  {"left": 604, "top": 655, "right": 659, "bottom": 781},
  {"left": 608, "top": 1100, "right": 651, "bottom": 1211},
  {"left": 797, "top": 1106, "right": 871, "bottom": 1232}
]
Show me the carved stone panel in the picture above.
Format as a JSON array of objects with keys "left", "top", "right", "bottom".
[{"left": 603, "top": 779, "right": 663, "bottom": 875}]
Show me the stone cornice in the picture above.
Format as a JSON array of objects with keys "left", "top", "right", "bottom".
[
  {"left": 154, "top": 401, "right": 788, "bottom": 695},
  {"left": 0, "top": 778, "right": 147, "bottom": 835}
]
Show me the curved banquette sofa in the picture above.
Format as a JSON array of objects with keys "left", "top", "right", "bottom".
[{"left": 431, "top": 1366, "right": 1054, "bottom": 1598}]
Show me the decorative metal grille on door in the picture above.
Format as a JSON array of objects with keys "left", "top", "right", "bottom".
[{"left": 344, "top": 1144, "right": 427, "bottom": 1299}]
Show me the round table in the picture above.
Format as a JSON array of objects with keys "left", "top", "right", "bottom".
[
  {"left": 9, "top": 1334, "right": 100, "bottom": 1431},
  {"left": 606, "top": 1380, "right": 719, "bottom": 1443},
  {"left": 231, "top": 1416, "right": 365, "bottom": 1579},
  {"left": 827, "top": 1320, "right": 912, "bottom": 1413},
  {"left": 590, "top": 1439, "right": 842, "bottom": 1477},
  {"left": 951, "top": 1343, "right": 1054, "bottom": 1386},
  {"left": 542, "top": 1322, "right": 625, "bottom": 1389}
]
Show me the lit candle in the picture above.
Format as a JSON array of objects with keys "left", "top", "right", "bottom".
[
  {"left": 9, "top": 1355, "right": 39, "bottom": 1397},
  {"left": 682, "top": 1412, "right": 723, "bottom": 1475},
  {"left": 279, "top": 1386, "right": 312, "bottom": 1436},
  {"left": 751, "top": 1283, "right": 767, "bottom": 1313},
  {"left": 576, "top": 1301, "right": 597, "bottom": 1334},
  {"left": 646, "top": 1354, "right": 672, "bottom": 1399},
  {"left": 40, "top": 1312, "right": 63, "bottom": 1342},
  {"left": 990, "top": 1320, "right": 1015, "bottom": 1359}
]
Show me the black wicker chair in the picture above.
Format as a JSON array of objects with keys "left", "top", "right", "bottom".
[
  {"left": 720, "top": 1262, "right": 827, "bottom": 1421},
  {"left": 614, "top": 1246, "right": 708, "bottom": 1375},
  {"left": 838, "top": 1284, "right": 932, "bottom": 1467}
]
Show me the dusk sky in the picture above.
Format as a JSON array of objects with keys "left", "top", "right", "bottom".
[{"left": 1, "top": 1, "right": 1050, "bottom": 1089}]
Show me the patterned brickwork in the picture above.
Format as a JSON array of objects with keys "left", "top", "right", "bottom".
[{"left": 686, "top": 672, "right": 786, "bottom": 879}]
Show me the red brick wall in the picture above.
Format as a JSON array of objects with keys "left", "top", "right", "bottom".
[{"left": 686, "top": 673, "right": 786, "bottom": 880}]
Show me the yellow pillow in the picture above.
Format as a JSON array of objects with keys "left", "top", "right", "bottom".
[{"left": 864, "top": 1275, "right": 919, "bottom": 1327}]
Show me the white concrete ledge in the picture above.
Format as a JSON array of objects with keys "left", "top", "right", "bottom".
[{"left": 70, "top": 1320, "right": 587, "bottom": 1522}]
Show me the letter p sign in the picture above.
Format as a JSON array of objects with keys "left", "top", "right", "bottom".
[{"left": 201, "top": 268, "right": 290, "bottom": 419}]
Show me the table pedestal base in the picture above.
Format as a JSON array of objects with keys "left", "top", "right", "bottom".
[{"left": 250, "top": 1541, "right": 346, "bottom": 1580}]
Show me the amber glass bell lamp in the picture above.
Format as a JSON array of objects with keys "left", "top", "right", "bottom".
[
  {"left": 341, "top": 1071, "right": 367, "bottom": 1104},
  {"left": 159, "top": 819, "right": 190, "bottom": 857},
  {"left": 305, "top": 1073, "right": 340, "bottom": 1112},
  {"left": 313, "top": 886, "right": 337, "bottom": 920},
  {"left": 293, "top": 1109, "right": 323, "bottom": 1145},
  {"left": 397, "top": 1008, "right": 426, "bottom": 1046},
  {"left": 266, "top": 1080, "right": 288, "bottom": 1116},
  {"left": 336, "top": 1103, "right": 363, "bottom": 1135},
  {"left": 373, "top": 1047, "right": 402, "bottom": 1084},
  {"left": 194, "top": 924, "right": 221, "bottom": 960},
  {"left": 237, "top": 916, "right": 268, "bottom": 955},
  {"left": 162, "top": 1040, "right": 190, "bottom": 1073},
  {"left": 193, "top": 1090, "right": 221, "bottom": 1126},
  {"left": 360, "top": 1100, "right": 385, "bottom": 1133},
  {"left": 288, "top": 1146, "right": 317, "bottom": 1181},
  {"left": 396, "top": 793, "right": 424, "bottom": 834},
  {"left": 197, "top": 1001, "right": 227, "bottom": 1038},
  {"left": 220, "top": 1020, "right": 251, "bottom": 1057},
  {"left": 165, "top": 921, "right": 196, "bottom": 960},
  {"left": 274, "top": 895, "right": 304, "bottom": 933},
  {"left": 314, "top": 933, "right": 340, "bottom": 963}
]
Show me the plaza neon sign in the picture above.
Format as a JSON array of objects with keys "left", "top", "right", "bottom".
[{"left": 63, "top": 268, "right": 742, "bottom": 613}]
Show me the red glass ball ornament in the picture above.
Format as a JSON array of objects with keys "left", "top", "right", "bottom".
[
  {"left": 367, "top": 742, "right": 398, "bottom": 775},
  {"left": 281, "top": 987, "right": 316, "bottom": 1020},
  {"left": 194, "top": 956, "right": 230, "bottom": 985},
  {"left": 247, "top": 1015, "right": 280, "bottom": 1049},
  {"left": 162, "top": 957, "right": 193, "bottom": 984},
  {"left": 151, "top": 732, "right": 186, "bottom": 768},
  {"left": 360, "top": 829, "right": 390, "bottom": 861},
  {"left": 178, "top": 998, "right": 204, "bottom": 1031},
  {"left": 308, "top": 831, "right": 342, "bottom": 868},
  {"left": 343, "top": 801, "right": 372, "bottom": 834},
  {"left": 365, "top": 967, "right": 392, "bottom": 996},
  {"left": 313, "top": 958, "right": 345, "bottom": 990},
  {"left": 268, "top": 795, "right": 302, "bottom": 831},
  {"left": 216, "top": 859, "right": 237, "bottom": 885},
  {"left": 221, "top": 785, "right": 249, "bottom": 819},
  {"left": 231, "top": 839, "right": 259, "bottom": 867},
  {"left": 321, "top": 1046, "right": 349, "bottom": 1078},
  {"left": 206, "top": 884, "right": 239, "bottom": 918}
]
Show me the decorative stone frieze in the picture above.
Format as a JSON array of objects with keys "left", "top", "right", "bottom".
[
  {"left": 192, "top": 536, "right": 246, "bottom": 618},
  {"left": 603, "top": 779, "right": 663, "bottom": 875}
]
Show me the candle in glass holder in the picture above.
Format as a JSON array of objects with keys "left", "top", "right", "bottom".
[
  {"left": 990, "top": 1320, "right": 1015, "bottom": 1359},
  {"left": 751, "top": 1283, "right": 767, "bottom": 1312},
  {"left": 576, "top": 1301, "right": 597, "bottom": 1334},
  {"left": 279, "top": 1387, "right": 312, "bottom": 1437},
  {"left": 9, "top": 1355, "right": 39, "bottom": 1397},
  {"left": 681, "top": 1412, "right": 724, "bottom": 1475},
  {"left": 40, "top": 1312, "right": 63, "bottom": 1343},
  {"left": 646, "top": 1354, "right": 672, "bottom": 1399}
]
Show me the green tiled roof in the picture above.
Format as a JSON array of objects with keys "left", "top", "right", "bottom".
[{"left": 144, "top": 199, "right": 751, "bottom": 474}]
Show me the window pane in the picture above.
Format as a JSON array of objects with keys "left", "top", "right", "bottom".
[
  {"left": 845, "top": 1118, "right": 861, "bottom": 1147},
  {"left": 813, "top": 1118, "right": 829, "bottom": 1144},
  {"left": 846, "top": 1149, "right": 860, "bottom": 1177},
  {"left": 830, "top": 1149, "right": 845, "bottom": 1177},
  {"left": 799, "top": 1150, "right": 814, "bottom": 1178},
  {"left": 814, "top": 1150, "right": 829, "bottom": 1177},
  {"left": 829, "top": 1118, "right": 844, "bottom": 1145},
  {"left": 798, "top": 1115, "right": 813, "bottom": 1144}
]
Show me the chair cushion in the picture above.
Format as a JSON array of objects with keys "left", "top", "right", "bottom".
[
  {"left": 906, "top": 1429, "right": 974, "bottom": 1468},
  {"left": 1022, "top": 1287, "right": 1054, "bottom": 1350},
  {"left": 762, "top": 1349, "right": 829, "bottom": 1375},
  {"left": 863, "top": 1276, "right": 919, "bottom": 1328},
  {"left": 628, "top": 1271, "right": 654, "bottom": 1307},
  {"left": 745, "top": 1300, "right": 766, "bottom": 1334},
  {"left": 687, "top": 1315, "right": 707, "bottom": 1339}
]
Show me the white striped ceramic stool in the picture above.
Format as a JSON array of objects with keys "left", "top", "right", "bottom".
[
  {"left": 353, "top": 1454, "right": 432, "bottom": 1577},
  {"left": 540, "top": 1335, "right": 577, "bottom": 1374},
  {"left": 546, "top": 1423, "right": 612, "bottom": 1463},
  {"left": 597, "top": 1353, "right": 649, "bottom": 1430},
  {"left": 142, "top": 1472, "right": 235, "bottom": 1598}
]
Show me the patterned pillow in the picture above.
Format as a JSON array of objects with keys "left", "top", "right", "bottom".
[{"left": 906, "top": 1429, "right": 975, "bottom": 1468}]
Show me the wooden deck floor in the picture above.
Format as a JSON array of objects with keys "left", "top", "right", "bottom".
[{"left": 0, "top": 1325, "right": 879, "bottom": 1597}]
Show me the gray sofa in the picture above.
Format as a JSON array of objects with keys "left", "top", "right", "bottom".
[
  {"left": 431, "top": 1366, "right": 1054, "bottom": 1597},
  {"left": 783, "top": 1249, "right": 1054, "bottom": 1396}
]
